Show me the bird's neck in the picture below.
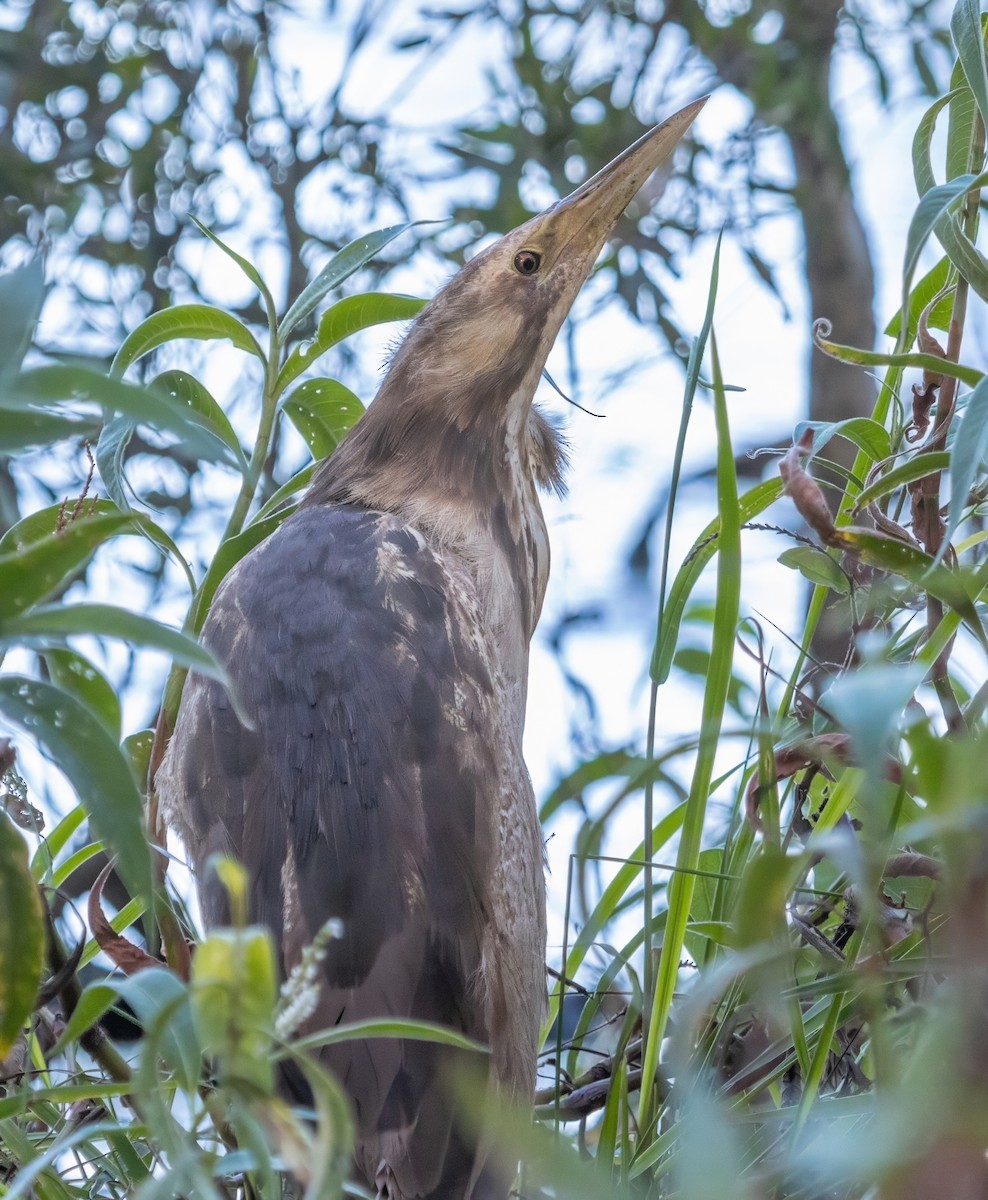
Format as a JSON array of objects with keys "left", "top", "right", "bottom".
[{"left": 304, "top": 374, "right": 566, "bottom": 638}]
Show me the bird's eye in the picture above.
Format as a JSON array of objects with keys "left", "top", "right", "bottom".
[{"left": 513, "top": 249, "right": 542, "bottom": 276}]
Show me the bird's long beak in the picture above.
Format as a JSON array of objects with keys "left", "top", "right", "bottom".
[{"left": 547, "top": 96, "right": 706, "bottom": 266}]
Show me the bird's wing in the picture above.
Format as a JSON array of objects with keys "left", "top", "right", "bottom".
[{"left": 159, "top": 503, "right": 502, "bottom": 1195}]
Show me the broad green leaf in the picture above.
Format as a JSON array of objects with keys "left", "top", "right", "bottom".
[
  {"left": 43, "top": 648, "right": 120, "bottom": 739},
  {"left": 278, "top": 293, "right": 425, "bottom": 392},
  {"left": 0, "top": 511, "right": 132, "bottom": 621},
  {"left": 852, "top": 451, "right": 951, "bottom": 510},
  {"left": 279, "top": 224, "right": 423, "bottom": 341},
  {"left": 188, "top": 216, "right": 275, "bottom": 316},
  {"left": 0, "top": 811, "right": 44, "bottom": 1056},
  {"left": 5, "top": 604, "right": 227, "bottom": 685},
  {"left": 0, "top": 258, "right": 45, "bottom": 382},
  {"left": 652, "top": 477, "right": 783, "bottom": 685},
  {"left": 150, "top": 369, "right": 248, "bottom": 472},
  {"left": 0, "top": 677, "right": 153, "bottom": 930},
  {"left": 122, "top": 729, "right": 155, "bottom": 793},
  {"left": 282, "top": 378, "right": 364, "bottom": 458},
  {"left": 951, "top": 0, "right": 988, "bottom": 129},
  {"left": 7, "top": 366, "right": 240, "bottom": 467},
  {"left": 793, "top": 417, "right": 892, "bottom": 466},
  {"left": 778, "top": 546, "right": 850, "bottom": 595},
  {"left": 111, "top": 304, "right": 263, "bottom": 376},
  {"left": 945, "top": 374, "right": 988, "bottom": 561},
  {"left": 0, "top": 409, "right": 101, "bottom": 453}
]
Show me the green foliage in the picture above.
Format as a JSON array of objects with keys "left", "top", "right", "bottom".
[{"left": 1, "top": 3, "right": 988, "bottom": 1196}]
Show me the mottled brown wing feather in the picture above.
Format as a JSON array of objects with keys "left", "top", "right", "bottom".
[{"left": 161, "top": 503, "right": 501, "bottom": 1195}]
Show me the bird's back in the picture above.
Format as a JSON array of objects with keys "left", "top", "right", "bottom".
[{"left": 158, "top": 501, "right": 546, "bottom": 1198}]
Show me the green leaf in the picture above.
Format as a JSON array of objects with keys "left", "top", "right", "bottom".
[
  {"left": 118, "top": 967, "right": 201, "bottom": 1095},
  {"left": 825, "top": 664, "right": 926, "bottom": 768},
  {"left": 188, "top": 217, "right": 276, "bottom": 317},
  {"left": 778, "top": 546, "right": 850, "bottom": 595},
  {"left": 0, "top": 409, "right": 101, "bottom": 453},
  {"left": 251, "top": 464, "right": 316, "bottom": 524},
  {"left": 901, "top": 171, "right": 988, "bottom": 325},
  {"left": 5, "top": 604, "right": 227, "bottom": 685},
  {"left": 813, "top": 327, "right": 983, "bottom": 388},
  {"left": 0, "top": 812, "right": 44, "bottom": 1056},
  {"left": 945, "top": 374, "right": 988, "bottom": 561},
  {"left": 7, "top": 366, "right": 240, "bottom": 468},
  {"left": 149, "top": 369, "right": 248, "bottom": 472},
  {"left": 94, "top": 415, "right": 136, "bottom": 512},
  {"left": 793, "top": 417, "right": 892, "bottom": 465},
  {"left": 31, "top": 805, "right": 86, "bottom": 881},
  {"left": 0, "top": 511, "right": 133, "bottom": 621},
  {"left": 122, "top": 729, "right": 155, "bottom": 793},
  {"left": 43, "top": 648, "right": 121, "bottom": 739},
  {"left": 282, "top": 378, "right": 364, "bottom": 458},
  {"left": 0, "top": 677, "right": 153, "bottom": 931},
  {"left": 279, "top": 224, "right": 422, "bottom": 341},
  {"left": 278, "top": 293, "right": 425, "bottom": 392},
  {"left": 884, "top": 256, "right": 952, "bottom": 341},
  {"left": 0, "top": 258, "right": 45, "bottom": 383},
  {"left": 652, "top": 477, "right": 784, "bottom": 685},
  {"left": 852, "top": 451, "right": 951, "bottom": 509},
  {"left": 110, "top": 304, "right": 263, "bottom": 376},
  {"left": 188, "top": 511, "right": 295, "bottom": 637},
  {"left": 49, "top": 980, "right": 118, "bottom": 1056},
  {"left": 951, "top": 0, "right": 988, "bottom": 129}
]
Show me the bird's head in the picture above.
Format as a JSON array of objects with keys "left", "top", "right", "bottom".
[{"left": 308, "top": 98, "right": 706, "bottom": 519}]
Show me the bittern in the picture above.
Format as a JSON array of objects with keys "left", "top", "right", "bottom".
[{"left": 158, "top": 99, "right": 703, "bottom": 1199}]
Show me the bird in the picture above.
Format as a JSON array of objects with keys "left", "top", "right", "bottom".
[{"left": 157, "top": 98, "right": 704, "bottom": 1200}]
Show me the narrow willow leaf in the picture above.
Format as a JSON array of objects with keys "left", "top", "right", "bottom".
[
  {"left": 8, "top": 366, "right": 240, "bottom": 467},
  {"left": 0, "top": 258, "right": 45, "bottom": 382},
  {"left": 0, "top": 499, "right": 193, "bottom": 595},
  {"left": 43, "top": 648, "right": 121, "bottom": 739},
  {"left": 793, "top": 416, "right": 892, "bottom": 465},
  {"left": 653, "top": 477, "right": 783, "bottom": 685},
  {"left": 31, "top": 805, "right": 86, "bottom": 881},
  {"left": 884, "top": 256, "right": 951, "bottom": 341},
  {"left": 902, "top": 171, "right": 988, "bottom": 324},
  {"left": 0, "top": 511, "right": 132, "bottom": 621},
  {"left": 110, "top": 304, "right": 263, "bottom": 376},
  {"left": 278, "top": 293, "right": 425, "bottom": 392},
  {"left": 150, "top": 369, "right": 248, "bottom": 472},
  {"left": 95, "top": 414, "right": 136, "bottom": 512},
  {"left": 0, "top": 409, "right": 101, "bottom": 453},
  {"left": 945, "top": 374, "right": 988, "bottom": 560},
  {"left": 290, "top": 1016, "right": 488, "bottom": 1054},
  {"left": 813, "top": 326, "right": 983, "bottom": 388},
  {"left": 951, "top": 0, "right": 988, "bottom": 129},
  {"left": 282, "top": 378, "right": 364, "bottom": 458},
  {"left": 188, "top": 216, "right": 275, "bottom": 316},
  {"left": 279, "top": 224, "right": 423, "bottom": 341},
  {"left": 49, "top": 980, "right": 117, "bottom": 1056},
  {"left": 5, "top": 604, "right": 228, "bottom": 685},
  {"left": 778, "top": 546, "right": 850, "bottom": 595},
  {"left": 0, "top": 677, "right": 153, "bottom": 929},
  {"left": 0, "top": 812, "right": 44, "bottom": 1056},
  {"left": 853, "top": 451, "right": 951, "bottom": 509},
  {"left": 118, "top": 968, "right": 201, "bottom": 1095},
  {"left": 251, "top": 464, "right": 315, "bottom": 524}
]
